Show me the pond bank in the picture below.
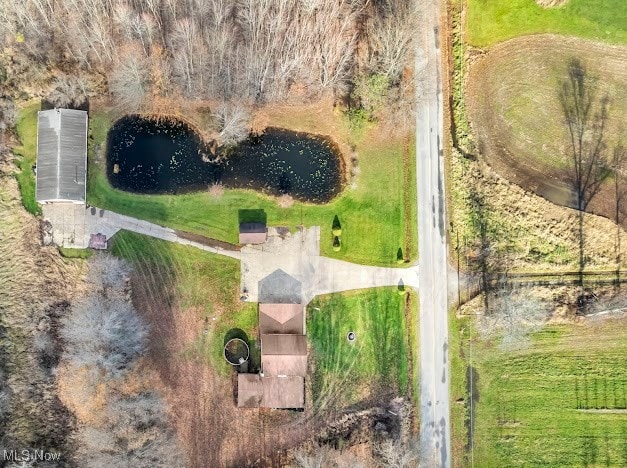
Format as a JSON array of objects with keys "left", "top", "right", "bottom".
[{"left": 107, "top": 115, "right": 345, "bottom": 203}]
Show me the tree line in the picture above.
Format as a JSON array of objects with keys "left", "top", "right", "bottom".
[{"left": 0, "top": 0, "right": 415, "bottom": 116}]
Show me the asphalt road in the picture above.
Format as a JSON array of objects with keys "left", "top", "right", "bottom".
[{"left": 415, "top": 0, "right": 451, "bottom": 466}]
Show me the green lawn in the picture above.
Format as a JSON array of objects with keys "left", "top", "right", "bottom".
[
  {"left": 449, "top": 310, "right": 471, "bottom": 468},
  {"left": 87, "top": 109, "right": 416, "bottom": 266},
  {"left": 467, "top": 0, "right": 627, "bottom": 47},
  {"left": 452, "top": 317, "right": 627, "bottom": 466},
  {"left": 12, "top": 101, "right": 416, "bottom": 266},
  {"left": 13, "top": 101, "right": 40, "bottom": 215},
  {"left": 307, "top": 288, "right": 411, "bottom": 410},
  {"left": 110, "top": 230, "right": 258, "bottom": 375},
  {"left": 58, "top": 246, "right": 93, "bottom": 259}
]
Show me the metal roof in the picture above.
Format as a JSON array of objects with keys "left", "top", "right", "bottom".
[{"left": 36, "top": 109, "right": 87, "bottom": 203}]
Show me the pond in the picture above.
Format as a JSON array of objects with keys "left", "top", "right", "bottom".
[{"left": 106, "top": 115, "right": 343, "bottom": 203}]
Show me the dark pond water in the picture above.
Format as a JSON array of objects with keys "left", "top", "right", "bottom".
[{"left": 106, "top": 115, "right": 343, "bottom": 203}]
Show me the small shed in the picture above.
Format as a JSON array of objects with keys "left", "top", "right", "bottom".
[
  {"left": 88, "top": 233, "right": 108, "bottom": 250},
  {"left": 36, "top": 109, "right": 88, "bottom": 204},
  {"left": 239, "top": 222, "right": 267, "bottom": 245}
]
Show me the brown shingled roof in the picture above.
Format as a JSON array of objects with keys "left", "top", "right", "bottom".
[
  {"left": 261, "top": 334, "right": 308, "bottom": 377},
  {"left": 237, "top": 374, "right": 305, "bottom": 409},
  {"left": 259, "top": 304, "right": 304, "bottom": 335},
  {"left": 237, "top": 374, "right": 262, "bottom": 408},
  {"left": 261, "top": 334, "right": 307, "bottom": 355},
  {"left": 261, "top": 376, "right": 305, "bottom": 408}
]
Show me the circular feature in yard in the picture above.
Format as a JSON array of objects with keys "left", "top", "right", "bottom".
[
  {"left": 224, "top": 338, "right": 250, "bottom": 366},
  {"left": 347, "top": 331, "right": 356, "bottom": 342}
]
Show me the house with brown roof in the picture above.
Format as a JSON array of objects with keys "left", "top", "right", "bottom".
[
  {"left": 237, "top": 270, "right": 308, "bottom": 409},
  {"left": 260, "top": 334, "right": 308, "bottom": 377},
  {"left": 259, "top": 303, "right": 305, "bottom": 335}
]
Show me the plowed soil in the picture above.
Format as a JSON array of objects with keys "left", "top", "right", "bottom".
[{"left": 467, "top": 34, "right": 627, "bottom": 227}]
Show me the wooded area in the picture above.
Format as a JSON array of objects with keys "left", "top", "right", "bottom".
[{"left": 0, "top": 0, "right": 415, "bottom": 115}]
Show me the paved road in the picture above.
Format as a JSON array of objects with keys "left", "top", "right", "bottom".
[{"left": 415, "top": 0, "right": 451, "bottom": 466}]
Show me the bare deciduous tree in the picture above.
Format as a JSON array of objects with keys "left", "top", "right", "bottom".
[
  {"left": 109, "top": 52, "right": 150, "bottom": 111},
  {"left": 478, "top": 285, "right": 550, "bottom": 350},
  {"left": 62, "top": 256, "right": 146, "bottom": 376},
  {"left": 559, "top": 58, "right": 611, "bottom": 284},
  {"left": 367, "top": 1, "right": 415, "bottom": 83},
  {"left": 373, "top": 439, "right": 420, "bottom": 468},
  {"left": 294, "top": 446, "right": 332, "bottom": 468},
  {"left": 47, "top": 73, "right": 89, "bottom": 108},
  {"left": 0, "top": 0, "right": 415, "bottom": 118},
  {"left": 215, "top": 101, "right": 250, "bottom": 146},
  {"left": 61, "top": 296, "right": 147, "bottom": 375}
]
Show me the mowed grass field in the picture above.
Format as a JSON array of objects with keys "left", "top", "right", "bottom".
[
  {"left": 453, "top": 317, "right": 627, "bottom": 467},
  {"left": 110, "top": 230, "right": 257, "bottom": 375},
  {"left": 307, "top": 289, "right": 413, "bottom": 411},
  {"left": 13, "top": 100, "right": 416, "bottom": 266},
  {"left": 12, "top": 101, "right": 40, "bottom": 215},
  {"left": 466, "top": 0, "right": 627, "bottom": 47},
  {"left": 85, "top": 105, "right": 416, "bottom": 267},
  {"left": 466, "top": 35, "right": 627, "bottom": 221}
]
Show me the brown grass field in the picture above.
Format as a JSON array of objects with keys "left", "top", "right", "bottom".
[{"left": 467, "top": 34, "right": 627, "bottom": 227}]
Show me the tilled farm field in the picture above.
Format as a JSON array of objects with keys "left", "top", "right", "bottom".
[{"left": 466, "top": 34, "right": 627, "bottom": 228}]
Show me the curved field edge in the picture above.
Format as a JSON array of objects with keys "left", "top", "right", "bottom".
[
  {"left": 466, "top": 0, "right": 627, "bottom": 48},
  {"left": 466, "top": 34, "right": 627, "bottom": 228}
]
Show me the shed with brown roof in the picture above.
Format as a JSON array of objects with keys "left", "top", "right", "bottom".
[{"left": 238, "top": 222, "right": 267, "bottom": 245}]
